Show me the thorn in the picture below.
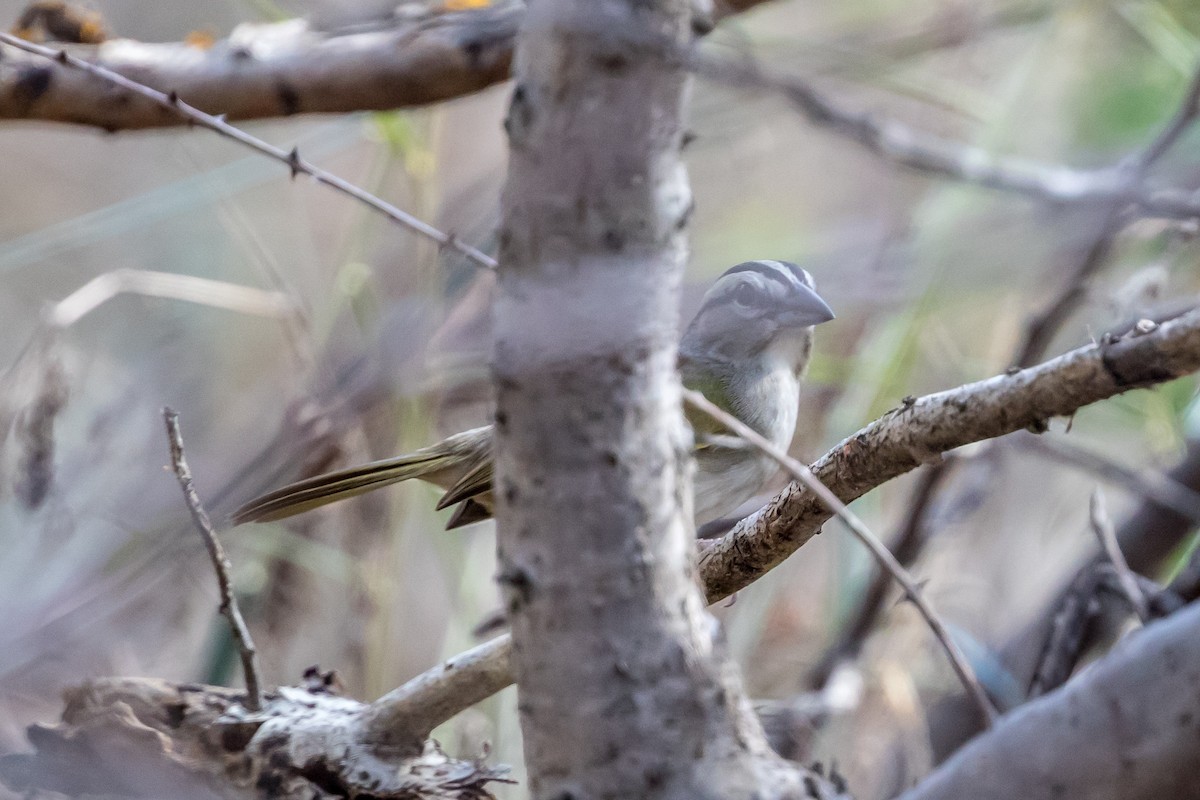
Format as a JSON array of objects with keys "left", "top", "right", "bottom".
[
  {"left": 167, "top": 90, "right": 179, "bottom": 104},
  {"left": 54, "top": 50, "right": 68, "bottom": 64},
  {"left": 286, "top": 146, "right": 301, "bottom": 178}
]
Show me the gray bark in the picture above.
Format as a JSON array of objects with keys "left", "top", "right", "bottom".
[
  {"left": 901, "top": 602, "right": 1200, "bottom": 800},
  {"left": 489, "top": 1, "right": 815, "bottom": 797}
]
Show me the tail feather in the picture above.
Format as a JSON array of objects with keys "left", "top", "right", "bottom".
[
  {"left": 231, "top": 452, "right": 446, "bottom": 524},
  {"left": 231, "top": 424, "right": 493, "bottom": 525}
]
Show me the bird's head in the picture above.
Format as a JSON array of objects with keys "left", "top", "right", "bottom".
[{"left": 681, "top": 260, "right": 835, "bottom": 370}]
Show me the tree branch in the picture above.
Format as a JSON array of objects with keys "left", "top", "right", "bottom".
[
  {"left": 0, "top": 4, "right": 522, "bottom": 129},
  {"left": 0, "top": 0, "right": 770, "bottom": 130},
  {"left": 363, "top": 635, "right": 513, "bottom": 748},
  {"left": 683, "top": 389, "right": 999, "bottom": 728},
  {"left": 700, "top": 306, "right": 1200, "bottom": 602},
  {"left": 898, "top": 602, "right": 1200, "bottom": 800}
]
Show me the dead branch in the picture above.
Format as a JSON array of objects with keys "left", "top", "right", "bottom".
[
  {"left": 363, "top": 635, "right": 513, "bottom": 747},
  {"left": 163, "top": 407, "right": 263, "bottom": 712},
  {"left": 899, "top": 602, "right": 1200, "bottom": 800},
  {"left": 0, "top": 4, "right": 521, "bottom": 129}
]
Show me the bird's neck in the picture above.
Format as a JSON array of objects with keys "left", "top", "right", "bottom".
[{"left": 681, "top": 351, "right": 803, "bottom": 449}]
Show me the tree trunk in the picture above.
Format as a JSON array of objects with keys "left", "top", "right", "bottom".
[{"left": 491, "top": 1, "right": 816, "bottom": 798}]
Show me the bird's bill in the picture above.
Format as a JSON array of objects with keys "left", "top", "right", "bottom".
[{"left": 781, "top": 283, "right": 835, "bottom": 327}]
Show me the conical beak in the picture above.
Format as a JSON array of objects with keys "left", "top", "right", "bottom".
[{"left": 781, "top": 284, "right": 835, "bottom": 328}]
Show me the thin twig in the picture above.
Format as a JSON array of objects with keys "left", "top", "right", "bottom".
[
  {"left": 162, "top": 407, "right": 263, "bottom": 711},
  {"left": 0, "top": 32, "right": 498, "bottom": 272},
  {"left": 807, "top": 458, "right": 953, "bottom": 689},
  {"left": 1088, "top": 488, "right": 1151, "bottom": 624},
  {"left": 682, "top": 388, "right": 1000, "bottom": 729}
]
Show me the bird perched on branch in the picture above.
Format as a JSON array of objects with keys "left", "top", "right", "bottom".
[{"left": 233, "top": 260, "right": 834, "bottom": 528}]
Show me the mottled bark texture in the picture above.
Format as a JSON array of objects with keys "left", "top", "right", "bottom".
[
  {"left": 490, "top": 1, "right": 813, "bottom": 798},
  {"left": 899, "top": 602, "right": 1200, "bottom": 800}
]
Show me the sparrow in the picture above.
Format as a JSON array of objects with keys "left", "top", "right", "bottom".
[{"left": 232, "top": 260, "right": 834, "bottom": 528}]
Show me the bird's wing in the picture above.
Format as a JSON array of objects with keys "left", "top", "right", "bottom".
[{"left": 436, "top": 457, "right": 494, "bottom": 511}]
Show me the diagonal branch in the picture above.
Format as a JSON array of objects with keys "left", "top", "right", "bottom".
[
  {"left": 0, "top": 29, "right": 499, "bottom": 271},
  {"left": 683, "top": 389, "right": 999, "bottom": 728},
  {"left": 700, "top": 306, "right": 1200, "bottom": 602}
]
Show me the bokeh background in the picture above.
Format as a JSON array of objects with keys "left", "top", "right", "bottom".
[{"left": 2, "top": 0, "right": 1200, "bottom": 797}]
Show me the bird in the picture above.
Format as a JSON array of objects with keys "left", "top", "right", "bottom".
[{"left": 232, "top": 260, "right": 834, "bottom": 529}]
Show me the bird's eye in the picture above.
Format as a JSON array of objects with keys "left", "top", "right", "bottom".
[{"left": 732, "top": 283, "right": 757, "bottom": 306}]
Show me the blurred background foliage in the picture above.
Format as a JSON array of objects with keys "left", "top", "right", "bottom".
[{"left": 2, "top": 0, "right": 1200, "bottom": 797}]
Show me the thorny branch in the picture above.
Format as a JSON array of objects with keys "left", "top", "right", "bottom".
[
  {"left": 683, "top": 388, "right": 999, "bottom": 728},
  {"left": 162, "top": 407, "right": 263, "bottom": 712},
  {"left": 0, "top": 31, "right": 500, "bottom": 272}
]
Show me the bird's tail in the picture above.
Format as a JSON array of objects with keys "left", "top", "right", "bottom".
[{"left": 231, "top": 426, "right": 490, "bottom": 524}]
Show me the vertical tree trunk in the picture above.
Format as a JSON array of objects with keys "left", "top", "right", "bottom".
[{"left": 492, "top": 1, "right": 815, "bottom": 797}]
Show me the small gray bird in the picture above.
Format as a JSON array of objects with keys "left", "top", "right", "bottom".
[{"left": 233, "top": 260, "right": 834, "bottom": 528}]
